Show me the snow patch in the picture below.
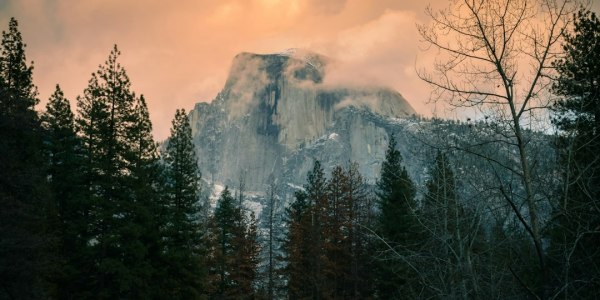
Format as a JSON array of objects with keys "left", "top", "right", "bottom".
[
  {"left": 243, "top": 198, "right": 263, "bottom": 219},
  {"left": 276, "top": 48, "right": 323, "bottom": 71},
  {"left": 209, "top": 183, "right": 225, "bottom": 208},
  {"left": 287, "top": 182, "right": 305, "bottom": 191}
]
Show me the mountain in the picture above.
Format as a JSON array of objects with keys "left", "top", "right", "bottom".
[
  {"left": 189, "top": 50, "right": 416, "bottom": 195},
  {"left": 188, "top": 50, "right": 556, "bottom": 228},
  {"left": 188, "top": 50, "right": 558, "bottom": 279}
]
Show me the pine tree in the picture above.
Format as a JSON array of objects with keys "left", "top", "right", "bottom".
[
  {"left": 551, "top": 9, "right": 600, "bottom": 298},
  {"left": 0, "top": 18, "right": 37, "bottom": 112},
  {"left": 0, "top": 17, "right": 51, "bottom": 299},
  {"left": 375, "top": 134, "right": 419, "bottom": 298},
  {"left": 42, "top": 84, "right": 86, "bottom": 298},
  {"left": 422, "top": 152, "right": 461, "bottom": 244},
  {"left": 284, "top": 161, "right": 377, "bottom": 299},
  {"left": 324, "top": 163, "right": 376, "bottom": 299},
  {"left": 305, "top": 160, "right": 329, "bottom": 299},
  {"left": 164, "top": 109, "right": 202, "bottom": 215},
  {"left": 284, "top": 160, "right": 329, "bottom": 299},
  {"left": 323, "top": 165, "right": 350, "bottom": 298},
  {"left": 210, "top": 186, "right": 237, "bottom": 297},
  {"left": 341, "top": 162, "right": 377, "bottom": 299},
  {"left": 75, "top": 45, "right": 156, "bottom": 298},
  {"left": 209, "top": 186, "right": 259, "bottom": 298},
  {"left": 127, "top": 94, "right": 169, "bottom": 298},
  {"left": 162, "top": 108, "right": 206, "bottom": 298},
  {"left": 284, "top": 189, "right": 312, "bottom": 299},
  {"left": 230, "top": 209, "right": 260, "bottom": 298}
]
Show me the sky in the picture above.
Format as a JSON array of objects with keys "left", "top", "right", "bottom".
[{"left": 1, "top": 0, "right": 598, "bottom": 140}]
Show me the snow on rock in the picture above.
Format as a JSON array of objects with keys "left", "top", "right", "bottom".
[
  {"left": 208, "top": 183, "right": 225, "bottom": 208},
  {"left": 286, "top": 182, "right": 305, "bottom": 191},
  {"left": 243, "top": 198, "right": 263, "bottom": 219}
]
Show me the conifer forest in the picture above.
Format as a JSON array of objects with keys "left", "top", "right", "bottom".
[{"left": 1, "top": 0, "right": 600, "bottom": 299}]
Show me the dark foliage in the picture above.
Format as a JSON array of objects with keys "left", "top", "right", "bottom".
[
  {"left": 550, "top": 8, "right": 600, "bottom": 298},
  {"left": 0, "top": 17, "right": 51, "bottom": 299},
  {"left": 375, "top": 135, "right": 420, "bottom": 299}
]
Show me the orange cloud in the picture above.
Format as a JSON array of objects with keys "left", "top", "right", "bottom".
[{"left": 1, "top": 0, "right": 598, "bottom": 139}]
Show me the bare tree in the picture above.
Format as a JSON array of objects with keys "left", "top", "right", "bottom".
[
  {"left": 236, "top": 169, "right": 247, "bottom": 206},
  {"left": 417, "top": 0, "right": 580, "bottom": 298},
  {"left": 417, "top": 152, "right": 486, "bottom": 299}
]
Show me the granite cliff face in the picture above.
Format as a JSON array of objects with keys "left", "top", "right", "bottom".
[{"left": 189, "top": 50, "right": 416, "bottom": 191}]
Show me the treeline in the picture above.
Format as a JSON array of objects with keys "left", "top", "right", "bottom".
[
  {"left": 0, "top": 18, "right": 258, "bottom": 299},
  {"left": 1, "top": 7, "right": 600, "bottom": 299},
  {"left": 277, "top": 139, "right": 466, "bottom": 299},
  {"left": 0, "top": 16, "right": 472, "bottom": 299}
]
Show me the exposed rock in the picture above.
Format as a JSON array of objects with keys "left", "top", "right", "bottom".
[{"left": 189, "top": 50, "right": 416, "bottom": 191}]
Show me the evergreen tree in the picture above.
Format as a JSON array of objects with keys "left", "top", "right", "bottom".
[
  {"left": 283, "top": 189, "right": 312, "bottom": 299},
  {"left": 162, "top": 108, "right": 206, "bottom": 298},
  {"left": 422, "top": 152, "right": 461, "bottom": 244},
  {"left": 0, "top": 18, "right": 37, "bottom": 112},
  {"left": 323, "top": 165, "right": 350, "bottom": 298},
  {"left": 0, "top": 17, "right": 51, "bottom": 299},
  {"left": 375, "top": 134, "right": 419, "bottom": 299},
  {"left": 230, "top": 209, "right": 260, "bottom": 298},
  {"left": 209, "top": 186, "right": 259, "bottom": 299},
  {"left": 341, "top": 162, "right": 377, "bottom": 299},
  {"left": 284, "top": 160, "right": 329, "bottom": 299},
  {"left": 41, "top": 84, "right": 86, "bottom": 298},
  {"left": 210, "top": 187, "right": 237, "bottom": 298},
  {"left": 262, "top": 178, "right": 281, "bottom": 300},
  {"left": 324, "top": 163, "right": 376, "bottom": 299},
  {"left": 75, "top": 45, "right": 155, "bottom": 298},
  {"left": 128, "top": 94, "right": 169, "bottom": 298},
  {"left": 305, "top": 160, "right": 328, "bottom": 299},
  {"left": 164, "top": 109, "right": 202, "bottom": 216},
  {"left": 284, "top": 161, "right": 377, "bottom": 299},
  {"left": 551, "top": 9, "right": 600, "bottom": 298}
]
